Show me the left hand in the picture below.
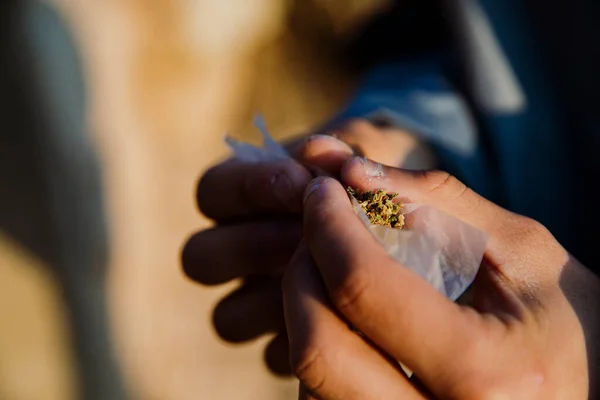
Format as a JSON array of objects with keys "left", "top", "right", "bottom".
[
  {"left": 182, "top": 120, "right": 435, "bottom": 375},
  {"left": 283, "top": 157, "right": 600, "bottom": 399}
]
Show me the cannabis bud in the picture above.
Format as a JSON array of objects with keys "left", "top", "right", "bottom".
[{"left": 347, "top": 187, "right": 405, "bottom": 229}]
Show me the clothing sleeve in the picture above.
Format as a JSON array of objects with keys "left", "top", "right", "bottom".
[{"left": 319, "top": 58, "right": 499, "bottom": 200}]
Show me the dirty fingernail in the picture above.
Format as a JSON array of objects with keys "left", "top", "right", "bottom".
[
  {"left": 303, "top": 177, "right": 327, "bottom": 204},
  {"left": 359, "top": 157, "right": 384, "bottom": 178}
]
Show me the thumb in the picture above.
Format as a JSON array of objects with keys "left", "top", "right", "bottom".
[
  {"left": 341, "top": 156, "right": 511, "bottom": 242},
  {"left": 302, "top": 177, "right": 480, "bottom": 395},
  {"left": 289, "top": 135, "right": 355, "bottom": 177}
]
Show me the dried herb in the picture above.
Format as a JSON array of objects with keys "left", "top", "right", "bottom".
[{"left": 347, "top": 187, "right": 405, "bottom": 229}]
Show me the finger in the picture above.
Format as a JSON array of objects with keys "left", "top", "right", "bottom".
[
  {"left": 341, "top": 159, "right": 542, "bottom": 316},
  {"left": 282, "top": 243, "right": 423, "bottom": 400},
  {"left": 340, "top": 156, "right": 509, "bottom": 236},
  {"left": 302, "top": 177, "right": 488, "bottom": 392},
  {"left": 182, "top": 219, "right": 301, "bottom": 285},
  {"left": 292, "top": 135, "right": 354, "bottom": 177},
  {"left": 213, "top": 276, "right": 284, "bottom": 343},
  {"left": 339, "top": 156, "right": 552, "bottom": 273},
  {"left": 264, "top": 332, "right": 292, "bottom": 376},
  {"left": 197, "top": 159, "right": 312, "bottom": 220}
]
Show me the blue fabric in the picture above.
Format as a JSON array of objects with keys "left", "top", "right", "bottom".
[
  {"left": 326, "top": 59, "right": 501, "bottom": 203},
  {"left": 330, "top": 0, "right": 595, "bottom": 267}
]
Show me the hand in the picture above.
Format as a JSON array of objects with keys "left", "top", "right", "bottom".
[
  {"left": 182, "top": 120, "right": 435, "bottom": 375},
  {"left": 283, "top": 157, "right": 600, "bottom": 399}
]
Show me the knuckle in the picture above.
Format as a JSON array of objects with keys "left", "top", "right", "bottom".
[
  {"left": 311, "top": 201, "right": 335, "bottom": 223},
  {"left": 510, "top": 216, "right": 553, "bottom": 245},
  {"left": 518, "top": 216, "right": 550, "bottom": 237},
  {"left": 289, "top": 343, "right": 327, "bottom": 393},
  {"left": 331, "top": 268, "right": 371, "bottom": 318},
  {"left": 422, "top": 170, "right": 469, "bottom": 201},
  {"left": 304, "top": 202, "right": 335, "bottom": 237},
  {"left": 509, "top": 217, "right": 565, "bottom": 265}
]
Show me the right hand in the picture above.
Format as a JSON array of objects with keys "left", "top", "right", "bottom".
[
  {"left": 181, "top": 120, "right": 436, "bottom": 375},
  {"left": 284, "top": 160, "right": 600, "bottom": 399}
]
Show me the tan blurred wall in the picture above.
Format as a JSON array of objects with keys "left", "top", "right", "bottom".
[{"left": 0, "top": 0, "right": 389, "bottom": 399}]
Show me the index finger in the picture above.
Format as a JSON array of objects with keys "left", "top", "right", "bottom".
[
  {"left": 197, "top": 136, "right": 354, "bottom": 221},
  {"left": 340, "top": 157, "right": 508, "bottom": 237},
  {"left": 197, "top": 159, "right": 312, "bottom": 220}
]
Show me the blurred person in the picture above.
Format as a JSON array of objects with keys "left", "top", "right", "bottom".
[
  {"left": 183, "top": 0, "right": 599, "bottom": 395},
  {"left": 0, "top": 0, "right": 125, "bottom": 398}
]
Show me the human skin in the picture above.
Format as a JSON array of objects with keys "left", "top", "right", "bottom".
[
  {"left": 182, "top": 121, "right": 598, "bottom": 399},
  {"left": 182, "top": 120, "right": 435, "bottom": 374},
  {"left": 284, "top": 159, "right": 599, "bottom": 399}
]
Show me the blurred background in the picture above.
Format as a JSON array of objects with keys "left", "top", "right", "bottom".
[
  {"left": 4, "top": 0, "right": 597, "bottom": 398},
  {"left": 0, "top": 0, "right": 417, "bottom": 398}
]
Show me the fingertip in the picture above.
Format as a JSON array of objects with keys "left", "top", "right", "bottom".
[
  {"left": 180, "top": 232, "right": 204, "bottom": 283},
  {"left": 212, "top": 297, "right": 243, "bottom": 343},
  {"left": 302, "top": 176, "right": 329, "bottom": 205},
  {"left": 264, "top": 333, "right": 292, "bottom": 376},
  {"left": 195, "top": 162, "right": 224, "bottom": 216},
  {"left": 302, "top": 176, "right": 353, "bottom": 214},
  {"left": 181, "top": 230, "right": 227, "bottom": 286},
  {"left": 297, "top": 135, "right": 354, "bottom": 175},
  {"left": 341, "top": 156, "right": 387, "bottom": 190}
]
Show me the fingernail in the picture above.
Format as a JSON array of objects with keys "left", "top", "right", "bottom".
[
  {"left": 303, "top": 178, "right": 325, "bottom": 203},
  {"left": 272, "top": 173, "right": 294, "bottom": 206},
  {"left": 306, "top": 134, "right": 354, "bottom": 154},
  {"left": 359, "top": 157, "right": 384, "bottom": 178}
]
